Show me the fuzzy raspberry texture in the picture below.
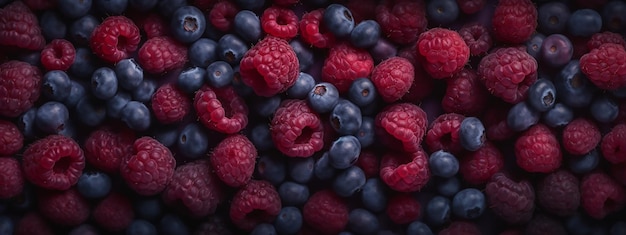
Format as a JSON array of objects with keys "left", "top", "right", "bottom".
[
  {"left": 459, "top": 23, "right": 492, "bottom": 56},
  {"left": 261, "top": 6, "right": 298, "bottom": 40},
  {"left": 425, "top": 113, "right": 465, "bottom": 155},
  {"left": 84, "top": 125, "right": 135, "bottom": 173},
  {"left": 211, "top": 134, "right": 257, "bottom": 187},
  {"left": 23, "top": 135, "right": 85, "bottom": 191},
  {"left": 370, "top": 57, "right": 415, "bottom": 103},
  {"left": 442, "top": 68, "right": 489, "bottom": 116},
  {"left": 138, "top": 13, "right": 170, "bottom": 39},
  {"left": 386, "top": 193, "right": 421, "bottom": 224},
  {"left": 375, "top": 0, "right": 428, "bottom": 45},
  {"left": 485, "top": 173, "right": 535, "bottom": 224},
  {"left": 151, "top": 83, "right": 191, "bottom": 124},
  {"left": 230, "top": 180, "right": 281, "bottom": 231},
  {"left": 163, "top": 159, "right": 224, "bottom": 217},
  {"left": 515, "top": 124, "right": 561, "bottom": 173},
  {"left": 457, "top": 0, "right": 486, "bottom": 14},
  {"left": 0, "top": 1, "right": 45, "bottom": 50},
  {"left": 460, "top": 141, "right": 504, "bottom": 185},
  {"left": 356, "top": 150, "right": 380, "bottom": 178},
  {"left": 580, "top": 43, "right": 626, "bottom": 90},
  {"left": 380, "top": 149, "right": 430, "bottom": 192},
  {"left": 194, "top": 85, "right": 248, "bottom": 134},
  {"left": 38, "top": 188, "right": 90, "bottom": 227},
  {"left": 580, "top": 172, "right": 626, "bottom": 219},
  {"left": 120, "top": 137, "right": 176, "bottom": 196},
  {"left": 240, "top": 36, "right": 299, "bottom": 97},
  {"left": 587, "top": 31, "right": 626, "bottom": 50},
  {"left": 562, "top": 118, "right": 601, "bottom": 155},
  {"left": 536, "top": 170, "right": 580, "bottom": 216},
  {"left": 375, "top": 103, "right": 428, "bottom": 153},
  {"left": 439, "top": 221, "right": 482, "bottom": 235},
  {"left": 483, "top": 102, "right": 516, "bottom": 141},
  {"left": 0, "top": 120, "right": 23, "bottom": 155},
  {"left": 93, "top": 192, "right": 134, "bottom": 232},
  {"left": 492, "top": 0, "right": 537, "bottom": 44},
  {"left": 0, "top": 157, "right": 24, "bottom": 199},
  {"left": 271, "top": 99, "right": 324, "bottom": 157},
  {"left": 299, "top": 9, "right": 336, "bottom": 48},
  {"left": 478, "top": 47, "right": 538, "bottom": 104},
  {"left": 209, "top": 0, "right": 238, "bottom": 32},
  {"left": 602, "top": 124, "right": 626, "bottom": 164},
  {"left": 0, "top": 60, "right": 42, "bottom": 118},
  {"left": 40, "top": 39, "right": 76, "bottom": 71},
  {"left": 322, "top": 43, "right": 374, "bottom": 93},
  {"left": 138, "top": 36, "right": 187, "bottom": 74},
  {"left": 303, "top": 190, "right": 349, "bottom": 235},
  {"left": 416, "top": 28, "right": 470, "bottom": 79},
  {"left": 90, "top": 16, "right": 141, "bottom": 64},
  {"left": 524, "top": 214, "right": 567, "bottom": 235},
  {"left": 15, "top": 212, "right": 54, "bottom": 235}
]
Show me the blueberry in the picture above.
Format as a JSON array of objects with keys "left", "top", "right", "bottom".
[
  {"left": 177, "top": 123, "right": 209, "bottom": 159},
  {"left": 355, "top": 116, "right": 375, "bottom": 148},
  {"left": 274, "top": 207, "right": 303, "bottom": 235},
  {"left": 368, "top": 38, "right": 398, "bottom": 63},
  {"left": 406, "top": 221, "right": 434, "bottom": 235},
  {"left": 135, "top": 198, "right": 163, "bottom": 220},
  {"left": 256, "top": 155, "right": 287, "bottom": 185},
  {"left": 568, "top": 9, "right": 603, "bottom": 37},
  {"left": 602, "top": 1, "right": 626, "bottom": 33},
  {"left": 157, "top": 0, "right": 187, "bottom": 18},
  {"left": 330, "top": 99, "right": 362, "bottom": 135},
  {"left": 328, "top": 135, "right": 361, "bottom": 169},
  {"left": 206, "top": 61, "right": 234, "bottom": 88},
  {"left": 612, "top": 86, "right": 626, "bottom": 99},
  {"left": 42, "top": 70, "right": 72, "bottom": 101},
  {"left": 459, "top": 117, "right": 486, "bottom": 152},
  {"left": 69, "top": 15, "right": 99, "bottom": 46},
  {"left": 314, "top": 152, "right": 336, "bottom": 180},
  {"left": 152, "top": 125, "right": 179, "bottom": 147},
  {"left": 348, "top": 78, "right": 377, "bottom": 107},
  {"left": 361, "top": 178, "right": 388, "bottom": 213},
  {"left": 106, "top": 91, "right": 132, "bottom": 119},
  {"left": 350, "top": 20, "right": 381, "bottom": 48},
  {"left": 278, "top": 181, "right": 310, "bottom": 206},
  {"left": 251, "top": 223, "right": 277, "bottom": 235},
  {"left": 452, "top": 188, "right": 486, "bottom": 219},
  {"left": 132, "top": 80, "right": 158, "bottom": 103},
  {"left": 17, "top": 51, "right": 41, "bottom": 67},
  {"left": 18, "top": 108, "right": 38, "bottom": 140},
  {"left": 555, "top": 60, "right": 596, "bottom": 108},
  {"left": 40, "top": 11, "right": 67, "bottom": 41},
  {"left": 217, "top": 34, "right": 249, "bottom": 65},
  {"left": 58, "top": 0, "right": 92, "bottom": 19},
  {"left": 333, "top": 166, "right": 366, "bottom": 197},
  {"left": 77, "top": 171, "right": 112, "bottom": 199},
  {"left": 288, "top": 157, "right": 315, "bottom": 184},
  {"left": 76, "top": 96, "right": 107, "bottom": 127},
  {"left": 35, "top": 101, "right": 69, "bottom": 134},
  {"left": 426, "top": 196, "right": 452, "bottom": 226},
  {"left": 234, "top": 10, "right": 262, "bottom": 43},
  {"left": 436, "top": 176, "right": 461, "bottom": 197},
  {"left": 127, "top": 220, "right": 157, "bottom": 235},
  {"left": 61, "top": 81, "right": 86, "bottom": 109},
  {"left": 428, "top": 150, "right": 459, "bottom": 178},
  {"left": 232, "top": 65, "right": 254, "bottom": 97},
  {"left": 538, "top": 2, "right": 570, "bottom": 34},
  {"left": 507, "top": 101, "right": 541, "bottom": 132},
  {"left": 129, "top": 0, "right": 157, "bottom": 11},
  {"left": 348, "top": 208, "right": 380, "bottom": 235},
  {"left": 250, "top": 124, "right": 274, "bottom": 151},
  {"left": 426, "top": 0, "right": 460, "bottom": 26},
  {"left": 290, "top": 40, "right": 315, "bottom": 71},
  {"left": 569, "top": 148, "right": 600, "bottom": 174},
  {"left": 159, "top": 214, "right": 189, "bottom": 235},
  {"left": 95, "top": 0, "right": 128, "bottom": 15},
  {"left": 288, "top": 72, "right": 316, "bottom": 99},
  {"left": 188, "top": 38, "right": 218, "bottom": 68},
  {"left": 70, "top": 47, "right": 98, "bottom": 79},
  {"left": 116, "top": 58, "right": 144, "bottom": 90},
  {"left": 171, "top": 6, "right": 206, "bottom": 43},
  {"left": 611, "top": 221, "right": 626, "bottom": 235},
  {"left": 91, "top": 67, "right": 118, "bottom": 100},
  {"left": 543, "top": 102, "right": 574, "bottom": 128},
  {"left": 235, "top": 0, "right": 265, "bottom": 11},
  {"left": 0, "top": 216, "right": 14, "bottom": 235},
  {"left": 308, "top": 82, "right": 340, "bottom": 113},
  {"left": 527, "top": 78, "right": 557, "bottom": 112},
  {"left": 176, "top": 67, "right": 206, "bottom": 94},
  {"left": 590, "top": 94, "right": 619, "bottom": 123},
  {"left": 323, "top": 4, "right": 355, "bottom": 38},
  {"left": 120, "top": 101, "right": 151, "bottom": 131},
  {"left": 540, "top": 34, "right": 573, "bottom": 68},
  {"left": 526, "top": 33, "right": 546, "bottom": 60}
]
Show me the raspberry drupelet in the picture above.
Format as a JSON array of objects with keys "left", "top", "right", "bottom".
[
  {"left": 416, "top": 28, "right": 470, "bottom": 79},
  {"left": 0, "top": 120, "right": 24, "bottom": 156},
  {"left": 151, "top": 83, "right": 191, "bottom": 124},
  {"left": 194, "top": 85, "right": 249, "bottom": 134},
  {"left": 22, "top": 135, "right": 85, "bottom": 191},
  {"left": 485, "top": 173, "right": 535, "bottom": 225},
  {"left": 478, "top": 47, "right": 538, "bottom": 104},
  {"left": 580, "top": 43, "right": 626, "bottom": 90},
  {"left": 492, "top": 0, "right": 538, "bottom": 44},
  {"left": 442, "top": 67, "right": 489, "bottom": 116},
  {"left": 0, "top": 157, "right": 24, "bottom": 199},
  {"left": 322, "top": 42, "right": 374, "bottom": 93},
  {"left": 37, "top": 188, "right": 90, "bottom": 227},
  {"left": 40, "top": 39, "right": 76, "bottom": 71},
  {"left": 229, "top": 180, "right": 282, "bottom": 231},
  {"left": 514, "top": 124, "right": 562, "bottom": 173},
  {"left": 370, "top": 57, "right": 415, "bottom": 103},
  {"left": 0, "top": 60, "right": 42, "bottom": 118},
  {"left": 120, "top": 137, "right": 176, "bottom": 196},
  {"left": 0, "top": 1, "right": 46, "bottom": 50},
  {"left": 379, "top": 149, "right": 430, "bottom": 192},
  {"left": 459, "top": 141, "right": 505, "bottom": 185},
  {"left": 425, "top": 113, "right": 465, "bottom": 155},
  {"left": 303, "top": 189, "right": 349, "bottom": 234},
  {"left": 375, "top": 103, "right": 428, "bottom": 153},
  {"left": 261, "top": 6, "right": 299, "bottom": 40},
  {"left": 271, "top": 99, "right": 324, "bottom": 158},
  {"left": 90, "top": 16, "right": 141, "bottom": 64},
  {"left": 375, "top": 0, "right": 428, "bottom": 45},
  {"left": 299, "top": 9, "right": 336, "bottom": 49},
  {"left": 137, "top": 36, "right": 188, "bottom": 74},
  {"left": 562, "top": 118, "right": 601, "bottom": 156},
  {"left": 84, "top": 125, "right": 136, "bottom": 174},
  {"left": 210, "top": 134, "right": 257, "bottom": 187},
  {"left": 580, "top": 171, "right": 626, "bottom": 219}
]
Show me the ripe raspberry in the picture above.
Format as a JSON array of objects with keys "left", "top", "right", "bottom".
[
  {"left": 23, "top": 135, "right": 85, "bottom": 191},
  {"left": 93, "top": 192, "right": 134, "bottom": 232},
  {"left": 375, "top": 0, "right": 427, "bottom": 45},
  {"left": 492, "top": 0, "right": 537, "bottom": 44},
  {"left": 356, "top": 150, "right": 380, "bottom": 178},
  {"left": 194, "top": 85, "right": 248, "bottom": 134},
  {"left": 386, "top": 193, "right": 420, "bottom": 224},
  {"left": 138, "top": 36, "right": 188, "bottom": 74},
  {"left": 459, "top": 141, "right": 504, "bottom": 185},
  {"left": 602, "top": 124, "right": 626, "bottom": 164},
  {"left": 485, "top": 173, "right": 535, "bottom": 224},
  {"left": 0, "top": 60, "right": 42, "bottom": 118},
  {"left": 425, "top": 113, "right": 465, "bottom": 155},
  {"left": 515, "top": 124, "right": 561, "bottom": 173},
  {"left": 261, "top": 6, "right": 298, "bottom": 40},
  {"left": 137, "top": 13, "right": 170, "bottom": 39},
  {"left": 14, "top": 212, "right": 54, "bottom": 235},
  {"left": 240, "top": 36, "right": 299, "bottom": 97},
  {"left": 536, "top": 170, "right": 580, "bottom": 216},
  {"left": 120, "top": 137, "right": 176, "bottom": 196},
  {"left": 40, "top": 39, "right": 76, "bottom": 71},
  {"left": 0, "top": 157, "right": 24, "bottom": 199},
  {"left": 0, "top": 120, "right": 23, "bottom": 156},
  {"left": 587, "top": 31, "right": 626, "bottom": 50},
  {"left": 299, "top": 9, "right": 336, "bottom": 48},
  {"left": 580, "top": 43, "right": 626, "bottom": 90},
  {"left": 458, "top": 23, "right": 492, "bottom": 56},
  {"left": 478, "top": 47, "right": 538, "bottom": 104},
  {"left": 482, "top": 102, "right": 516, "bottom": 141},
  {"left": 162, "top": 159, "right": 224, "bottom": 217},
  {"left": 457, "top": 0, "right": 486, "bottom": 14},
  {"left": 562, "top": 118, "right": 601, "bottom": 155},
  {"left": 151, "top": 83, "right": 191, "bottom": 124},
  {"left": 38, "top": 188, "right": 90, "bottom": 227},
  {"left": 271, "top": 99, "right": 324, "bottom": 157},
  {"left": 322, "top": 43, "right": 374, "bottom": 93},
  {"left": 581, "top": 171, "right": 626, "bottom": 219},
  {"left": 370, "top": 57, "right": 415, "bottom": 103},
  {"left": 398, "top": 47, "right": 434, "bottom": 103},
  {"left": 303, "top": 189, "right": 349, "bottom": 235},
  {"left": 230, "top": 180, "right": 281, "bottom": 231},
  {"left": 84, "top": 125, "right": 135, "bottom": 173},
  {"left": 380, "top": 149, "right": 430, "bottom": 192},
  {"left": 524, "top": 214, "right": 567, "bottom": 235},
  {"left": 375, "top": 103, "right": 428, "bottom": 153},
  {"left": 439, "top": 221, "right": 482, "bottom": 235},
  {"left": 208, "top": 0, "right": 238, "bottom": 32},
  {"left": 442, "top": 67, "right": 489, "bottom": 116},
  {"left": 211, "top": 134, "right": 257, "bottom": 187},
  {"left": 0, "top": 1, "right": 45, "bottom": 50},
  {"left": 90, "top": 16, "right": 141, "bottom": 64},
  {"left": 416, "top": 28, "right": 470, "bottom": 79},
  {"left": 194, "top": 216, "right": 233, "bottom": 235}
]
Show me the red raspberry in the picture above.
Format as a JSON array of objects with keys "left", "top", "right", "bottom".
[
  {"left": 425, "top": 113, "right": 465, "bottom": 155},
  {"left": 536, "top": 170, "right": 580, "bottom": 216},
  {"left": 380, "top": 149, "right": 430, "bottom": 192},
  {"left": 194, "top": 216, "right": 233, "bottom": 235},
  {"left": 587, "top": 31, "right": 626, "bottom": 50},
  {"left": 457, "top": 0, "right": 486, "bottom": 14},
  {"left": 442, "top": 67, "right": 489, "bottom": 116},
  {"left": 23, "top": 0, "right": 57, "bottom": 11},
  {"left": 137, "top": 13, "right": 170, "bottom": 39},
  {"left": 398, "top": 46, "right": 435, "bottom": 103},
  {"left": 602, "top": 124, "right": 626, "bottom": 164},
  {"left": 386, "top": 193, "right": 420, "bottom": 224},
  {"left": 458, "top": 23, "right": 492, "bottom": 56},
  {"left": 151, "top": 83, "right": 191, "bottom": 124},
  {"left": 485, "top": 173, "right": 535, "bottom": 224},
  {"left": 492, "top": 0, "right": 537, "bottom": 44},
  {"left": 90, "top": 16, "right": 141, "bottom": 64},
  {"left": 38, "top": 188, "right": 90, "bottom": 227},
  {"left": 240, "top": 36, "right": 299, "bottom": 97},
  {"left": 580, "top": 171, "right": 626, "bottom": 219},
  {"left": 303, "top": 189, "right": 349, "bottom": 235},
  {"left": 322, "top": 42, "right": 374, "bottom": 93},
  {"left": 345, "top": 0, "right": 377, "bottom": 23},
  {"left": 370, "top": 57, "right": 415, "bottom": 103},
  {"left": 271, "top": 99, "right": 324, "bottom": 157},
  {"left": 515, "top": 124, "right": 561, "bottom": 173},
  {"left": 478, "top": 47, "right": 538, "bottom": 104},
  {"left": 163, "top": 159, "right": 224, "bottom": 217},
  {"left": 0, "top": 60, "right": 42, "bottom": 118},
  {"left": 210, "top": 134, "right": 257, "bottom": 187},
  {"left": 299, "top": 9, "right": 336, "bottom": 48},
  {"left": 194, "top": 85, "right": 249, "bottom": 134},
  {"left": 562, "top": 118, "right": 601, "bottom": 155},
  {"left": 524, "top": 214, "right": 567, "bottom": 235},
  {"left": 580, "top": 43, "right": 626, "bottom": 90},
  {"left": 375, "top": 0, "right": 427, "bottom": 45},
  {"left": 40, "top": 39, "right": 76, "bottom": 71},
  {"left": 0, "top": 120, "right": 23, "bottom": 155},
  {"left": 0, "top": 1, "right": 45, "bottom": 50},
  {"left": 482, "top": 102, "right": 516, "bottom": 141},
  {"left": 0, "top": 157, "right": 24, "bottom": 199},
  {"left": 416, "top": 28, "right": 470, "bottom": 79},
  {"left": 208, "top": 0, "right": 238, "bottom": 32},
  {"left": 355, "top": 150, "right": 380, "bottom": 178},
  {"left": 229, "top": 180, "right": 281, "bottom": 231},
  {"left": 84, "top": 125, "right": 135, "bottom": 174},
  {"left": 459, "top": 141, "right": 504, "bottom": 185},
  {"left": 439, "top": 221, "right": 482, "bottom": 235},
  {"left": 14, "top": 212, "right": 54, "bottom": 235},
  {"left": 375, "top": 103, "right": 428, "bottom": 153},
  {"left": 137, "top": 36, "right": 188, "bottom": 74},
  {"left": 120, "top": 137, "right": 176, "bottom": 196},
  {"left": 261, "top": 6, "right": 298, "bottom": 40},
  {"left": 23, "top": 135, "right": 85, "bottom": 191},
  {"left": 93, "top": 192, "right": 134, "bottom": 232}
]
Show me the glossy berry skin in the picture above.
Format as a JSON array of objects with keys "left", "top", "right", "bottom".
[
  {"left": 177, "top": 67, "right": 206, "bottom": 94},
  {"left": 567, "top": 9, "right": 602, "bottom": 37},
  {"left": 537, "top": 2, "right": 570, "bottom": 34},
  {"left": 569, "top": 149, "right": 600, "bottom": 174},
  {"left": 132, "top": 80, "right": 157, "bottom": 103},
  {"left": 323, "top": 4, "right": 355, "bottom": 38},
  {"left": 360, "top": 178, "right": 387, "bottom": 213},
  {"left": 328, "top": 135, "right": 362, "bottom": 169},
  {"left": 426, "top": 196, "right": 451, "bottom": 226},
  {"left": 426, "top": 0, "right": 459, "bottom": 26},
  {"left": 458, "top": 117, "right": 485, "bottom": 152},
  {"left": 170, "top": 6, "right": 206, "bottom": 44},
  {"left": 356, "top": 116, "right": 375, "bottom": 148},
  {"left": 428, "top": 150, "right": 459, "bottom": 178},
  {"left": 126, "top": 220, "right": 157, "bottom": 235},
  {"left": 176, "top": 123, "right": 209, "bottom": 159},
  {"left": 250, "top": 124, "right": 273, "bottom": 151},
  {"left": 120, "top": 101, "right": 151, "bottom": 131},
  {"left": 115, "top": 58, "right": 143, "bottom": 91},
  {"left": 77, "top": 171, "right": 112, "bottom": 199},
  {"left": 350, "top": 20, "right": 381, "bottom": 48},
  {"left": 91, "top": 67, "right": 118, "bottom": 100},
  {"left": 39, "top": 11, "right": 66, "bottom": 41},
  {"left": 543, "top": 102, "right": 574, "bottom": 128},
  {"left": 507, "top": 101, "right": 540, "bottom": 132},
  {"left": 452, "top": 188, "right": 486, "bottom": 219},
  {"left": 348, "top": 78, "right": 377, "bottom": 107},
  {"left": 188, "top": 38, "right": 217, "bottom": 68},
  {"left": 217, "top": 34, "right": 249, "bottom": 65},
  {"left": 330, "top": 99, "right": 362, "bottom": 135},
  {"left": 541, "top": 34, "right": 573, "bottom": 68},
  {"left": 278, "top": 181, "right": 309, "bottom": 206},
  {"left": 206, "top": 61, "right": 234, "bottom": 88},
  {"left": 527, "top": 78, "right": 557, "bottom": 112},
  {"left": 234, "top": 10, "right": 262, "bottom": 43},
  {"left": 288, "top": 72, "right": 316, "bottom": 99},
  {"left": 314, "top": 152, "right": 336, "bottom": 180},
  {"left": 406, "top": 221, "right": 434, "bottom": 235},
  {"left": 57, "top": 0, "right": 92, "bottom": 19},
  {"left": 308, "top": 82, "right": 340, "bottom": 113},
  {"left": 348, "top": 208, "right": 380, "bottom": 235},
  {"left": 526, "top": 33, "right": 545, "bottom": 60},
  {"left": 436, "top": 176, "right": 461, "bottom": 197},
  {"left": 35, "top": 101, "right": 69, "bottom": 134},
  {"left": 333, "top": 166, "right": 366, "bottom": 197},
  {"left": 95, "top": 0, "right": 128, "bottom": 15},
  {"left": 590, "top": 95, "right": 618, "bottom": 123},
  {"left": 42, "top": 71, "right": 72, "bottom": 102},
  {"left": 288, "top": 157, "right": 315, "bottom": 184},
  {"left": 274, "top": 207, "right": 303, "bottom": 235},
  {"left": 256, "top": 155, "right": 286, "bottom": 185}
]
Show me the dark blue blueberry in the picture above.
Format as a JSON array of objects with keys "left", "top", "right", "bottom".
[
  {"left": 152, "top": 125, "right": 179, "bottom": 147},
  {"left": 314, "top": 152, "right": 336, "bottom": 180},
  {"left": 426, "top": 196, "right": 452, "bottom": 226},
  {"left": 526, "top": 33, "right": 546, "bottom": 60},
  {"left": 328, "top": 135, "right": 361, "bottom": 169},
  {"left": 603, "top": 1, "right": 626, "bottom": 33},
  {"left": 274, "top": 207, "right": 303, "bottom": 235},
  {"left": 256, "top": 155, "right": 287, "bottom": 185},
  {"left": 348, "top": 78, "right": 377, "bottom": 107},
  {"left": 527, "top": 78, "right": 557, "bottom": 112},
  {"left": 278, "top": 181, "right": 310, "bottom": 206},
  {"left": 135, "top": 198, "right": 163, "bottom": 221},
  {"left": 69, "top": 15, "right": 99, "bottom": 46},
  {"left": 330, "top": 99, "right": 362, "bottom": 135},
  {"left": 538, "top": 2, "right": 570, "bottom": 34},
  {"left": 132, "top": 80, "right": 158, "bottom": 103},
  {"left": 127, "top": 220, "right": 158, "bottom": 235},
  {"left": 507, "top": 101, "right": 541, "bottom": 132},
  {"left": 555, "top": 60, "right": 596, "bottom": 108},
  {"left": 308, "top": 82, "right": 340, "bottom": 113},
  {"left": 64, "top": 80, "right": 87, "bottom": 109},
  {"left": 348, "top": 208, "right": 380, "bottom": 235},
  {"left": 543, "top": 102, "right": 574, "bottom": 128},
  {"left": 159, "top": 214, "right": 189, "bottom": 235},
  {"left": 323, "top": 4, "right": 355, "bottom": 38},
  {"left": 17, "top": 51, "right": 41, "bottom": 67},
  {"left": 106, "top": 91, "right": 132, "bottom": 119},
  {"left": 406, "top": 221, "right": 434, "bottom": 235},
  {"left": 426, "top": 0, "right": 460, "bottom": 26},
  {"left": 451, "top": 188, "right": 486, "bottom": 219},
  {"left": 42, "top": 70, "right": 72, "bottom": 101},
  {"left": 569, "top": 148, "right": 600, "bottom": 174},
  {"left": 91, "top": 67, "right": 118, "bottom": 100},
  {"left": 206, "top": 61, "right": 234, "bottom": 88},
  {"left": 77, "top": 171, "right": 112, "bottom": 199},
  {"left": 355, "top": 116, "right": 374, "bottom": 148},
  {"left": 116, "top": 58, "right": 144, "bottom": 91},
  {"left": 288, "top": 157, "right": 315, "bottom": 184},
  {"left": 70, "top": 47, "right": 99, "bottom": 79},
  {"left": 253, "top": 95, "right": 281, "bottom": 117},
  {"left": 436, "top": 176, "right": 461, "bottom": 197},
  {"left": 235, "top": 0, "right": 265, "bottom": 11},
  {"left": 350, "top": 20, "right": 381, "bottom": 48},
  {"left": 76, "top": 96, "right": 107, "bottom": 127},
  {"left": 171, "top": 6, "right": 206, "bottom": 44},
  {"left": 40, "top": 10, "right": 67, "bottom": 41},
  {"left": 95, "top": 0, "right": 128, "bottom": 15},
  {"left": 17, "top": 108, "right": 38, "bottom": 140},
  {"left": 35, "top": 101, "right": 69, "bottom": 134},
  {"left": 428, "top": 150, "right": 459, "bottom": 178},
  {"left": 250, "top": 124, "right": 274, "bottom": 151},
  {"left": 288, "top": 72, "right": 316, "bottom": 99},
  {"left": 251, "top": 223, "right": 277, "bottom": 235},
  {"left": 177, "top": 123, "right": 209, "bottom": 159},
  {"left": 459, "top": 117, "right": 486, "bottom": 152},
  {"left": 177, "top": 67, "right": 207, "bottom": 94},
  {"left": 611, "top": 221, "right": 626, "bottom": 235},
  {"left": 567, "top": 9, "right": 602, "bottom": 37},
  {"left": 590, "top": 94, "right": 619, "bottom": 123},
  {"left": 129, "top": 0, "right": 157, "bottom": 11},
  {"left": 0, "top": 216, "right": 14, "bottom": 235},
  {"left": 120, "top": 101, "right": 151, "bottom": 131},
  {"left": 217, "top": 34, "right": 249, "bottom": 65},
  {"left": 361, "top": 178, "right": 387, "bottom": 213},
  {"left": 333, "top": 165, "right": 366, "bottom": 197},
  {"left": 234, "top": 10, "right": 262, "bottom": 43},
  {"left": 612, "top": 86, "right": 626, "bottom": 99},
  {"left": 290, "top": 40, "right": 315, "bottom": 71},
  {"left": 157, "top": 0, "right": 187, "bottom": 18},
  {"left": 58, "top": 119, "right": 78, "bottom": 139},
  {"left": 369, "top": 38, "right": 398, "bottom": 63},
  {"left": 565, "top": 213, "right": 600, "bottom": 235},
  {"left": 541, "top": 34, "right": 573, "bottom": 68},
  {"left": 188, "top": 38, "right": 218, "bottom": 68},
  {"left": 58, "top": 0, "right": 92, "bottom": 19},
  {"left": 232, "top": 65, "right": 255, "bottom": 98}
]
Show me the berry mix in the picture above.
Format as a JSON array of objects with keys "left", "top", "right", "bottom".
[{"left": 2, "top": 0, "right": 626, "bottom": 234}]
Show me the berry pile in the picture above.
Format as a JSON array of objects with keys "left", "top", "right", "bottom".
[{"left": 2, "top": 0, "right": 626, "bottom": 234}]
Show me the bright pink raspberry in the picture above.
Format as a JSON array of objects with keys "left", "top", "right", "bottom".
[
  {"left": 380, "top": 149, "right": 430, "bottom": 192},
  {"left": 120, "top": 137, "right": 176, "bottom": 196},
  {"left": 425, "top": 113, "right": 465, "bottom": 155},
  {"left": 562, "top": 118, "right": 601, "bottom": 155},
  {"left": 22, "top": 135, "right": 85, "bottom": 191},
  {"left": 485, "top": 173, "right": 535, "bottom": 224},
  {"left": 370, "top": 57, "right": 415, "bottom": 103},
  {"left": 458, "top": 23, "right": 492, "bottom": 56},
  {"left": 93, "top": 192, "right": 134, "bottom": 232},
  {"left": 442, "top": 67, "right": 489, "bottom": 116},
  {"left": 240, "top": 36, "right": 299, "bottom": 97},
  {"left": 0, "top": 60, "right": 42, "bottom": 118},
  {"left": 587, "top": 31, "right": 626, "bottom": 50},
  {"left": 416, "top": 28, "right": 470, "bottom": 79},
  {"left": 84, "top": 125, "right": 135, "bottom": 173},
  {"left": 580, "top": 43, "right": 626, "bottom": 90},
  {"left": 580, "top": 171, "right": 626, "bottom": 219},
  {"left": 492, "top": 0, "right": 537, "bottom": 44},
  {"left": 271, "top": 100, "right": 324, "bottom": 157},
  {"left": 209, "top": 0, "right": 239, "bottom": 32},
  {"left": 537, "top": 170, "right": 580, "bottom": 216},
  {"left": 459, "top": 141, "right": 504, "bottom": 185},
  {"left": 524, "top": 214, "right": 567, "bottom": 235},
  {"left": 0, "top": 1, "right": 46, "bottom": 50},
  {"left": 439, "top": 221, "right": 482, "bottom": 235},
  {"left": 515, "top": 124, "right": 561, "bottom": 173},
  {"left": 478, "top": 47, "right": 538, "bottom": 104},
  {"left": 261, "top": 6, "right": 298, "bottom": 40},
  {"left": 356, "top": 150, "right": 380, "bottom": 178},
  {"left": 457, "top": 0, "right": 486, "bottom": 14},
  {"left": 230, "top": 180, "right": 281, "bottom": 231},
  {"left": 375, "top": 103, "right": 428, "bottom": 153},
  {"left": 90, "top": 16, "right": 141, "bottom": 64},
  {"left": 322, "top": 43, "right": 374, "bottom": 93},
  {"left": 162, "top": 159, "right": 224, "bottom": 217},
  {"left": 15, "top": 212, "right": 54, "bottom": 235},
  {"left": 303, "top": 189, "right": 349, "bottom": 235},
  {"left": 601, "top": 124, "right": 626, "bottom": 164},
  {"left": 375, "top": 0, "right": 428, "bottom": 45},
  {"left": 482, "top": 102, "right": 516, "bottom": 141},
  {"left": 38, "top": 188, "right": 90, "bottom": 227},
  {"left": 0, "top": 157, "right": 24, "bottom": 199},
  {"left": 151, "top": 83, "right": 191, "bottom": 124},
  {"left": 0, "top": 120, "right": 23, "bottom": 156},
  {"left": 211, "top": 134, "right": 257, "bottom": 187},
  {"left": 137, "top": 36, "right": 188, "bottom": 74},
  {"left": 194, "top": 85, "right": 249, "bottom": 134},
  {"left": 386, "top": 193, "right": 421, "bottom": 224},
  {"left": 40, "top": 39, "right": 76, "bottom": 71},
  {"left": 299, "top": 9, "right": 336, "bottom": 48}
]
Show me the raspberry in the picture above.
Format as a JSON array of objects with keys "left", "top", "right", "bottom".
[
  {"left": 345, "top": 0, "right": 377, "bottom": 23},
  {"left": 0, "top": 60, "right": 42, "bottom": 118},
  {"left": 355, "top": 150, "right": 380, "bottom": 178},
  {"left": 375, "top": 0, "right": 427, "bottom": 45},
  {"left": 457, "top": 0, "right": 486, "bottom": 14},
  {"left": 562, "top": 118, "right": 601, "bottom": 155},
  {"left": 14, "top": 212, "right": 54, "bottom": 235},
  {"left": 482, "top": 102, "right": 516, "bottom": 141},
  {"left": 270, "top": 99, "right": 324, "bottom": 157},
  {"left": 90, "top": 16, "right": 141, "bottom": 64},
  {"left": 386, "top": 193, "right": 420, "bottom": 224},
  {"left": 299, "top": 9, "right": 336, "bottom": 48},
  {"left": 379, "top": 149, "right": 430, "bottom": 192},
  {"left": 120, "top": 137, "right": 176, "bottom": 196},
  {"left": 84, "top": 125, "right": 135, "bottom": 173},
  {"left": 0, "top": 1, "right": 45, "bottom": 50},
  {"left": 524, "top": 214, "right": 567, "bottom": 235},
  {"left": 240, "top": 36, "right": 299, "bottom": 97},
  {"left": 92, "top": 192, "right": 134, "bottom": 232},
  {"left": 611, "top": 163, "right": 626, "bottom": 186},
  {"left": 438, "top": 221, "right": 482, "bottom": 235},
  {"left": 162, "top": 159, "right": 224, "bottom": 217},
  {"left": 261, "top": 6, "right": 298, "bottom": 40},
  {"left": 137, "top": 36, "right": 188, "bottom": 74},
  {"left": 322, "top": 43, "right": 374, "bottom": 93},
  {"left": 370, "top": 57, "right": 415, "bottom": 103},
  {"left": 375, "top": 103, "right": 428, "bottom": 153},
  {"left": 40, "top": 39, "right": 76, "bottom": 71},
  {"left": 23, "top": 135, "right": 85, "bottom": 191},
  {"left": 208, "top": 0, "right": 238, "bottom": 32},
  {"left": 425, "top": 113, "right": 465, "bottom": 155},
  {"left": 458, "top": 23, "right": 492, "bottom": 56},
  {"left": 194, "top": 85, "right": 249, "bottom": 134},
  {"left": 587, "top": 31, "right": 626, "bottom": 50},
  {"left": 23, "top": 0, "right": 57, "bottom": 11},
  {"left": 536, "top": 170, "right": 580, "bottom": 216},
  {"left": 229, "top": 180, "right": 281, "bottom": 231},
  {"left": 459, "top": 141, "right": 504, "bottom": 185},
  {"left": 194, "top": 216, "right": 233, "bottom": 235},
  {"left": 492, "top": 0, "right": 537, "bottom": 44},
  {"left": 137, "top": 13, "right": 170, "bottom": 39},
  {"left": 416, "top": 28, "right": 470, "bottom": 79},
  {"left": 37, "top": 188, "right": 90, "bottom": 227},
  {"left": 210, "top": 134, "right": 257, "bottom": 187},
  {"left": 580, "top": 43, "right": 626, "bottom": 90},
  {"left": 398, "top": 47, "right": 435, "bottom": 103},
  {"left": 606, "top": 128, "right": 626, "bottom": 162},
  {"left": 486, "top": 173, "right": 535, "bottom": 225},
  {"left": 580, "top": 171, "right": 626, "bottom": 219},
  {"left": 478, "top": 47, "right": 538, "bottom": 104},
  {"left": 191, "top": 0, "right": 217, "bottom": 12},
  {"left": 442, "top": 67, "right": 489, "bottom": 116},
  {"left": 0, "top": 120, "right": 23, "bottom": 156},
  {"left": 151, "top": 83, "right": 191, "bottom": 124},
  {"left": 0, "top": 157, "right": 24, "bottom": 199},
  {"left": 514, "top": 124, "right": 562, "bottom": 173},
  {"left": 303, "top": 189, "right": 349, "bottom": 235}
]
